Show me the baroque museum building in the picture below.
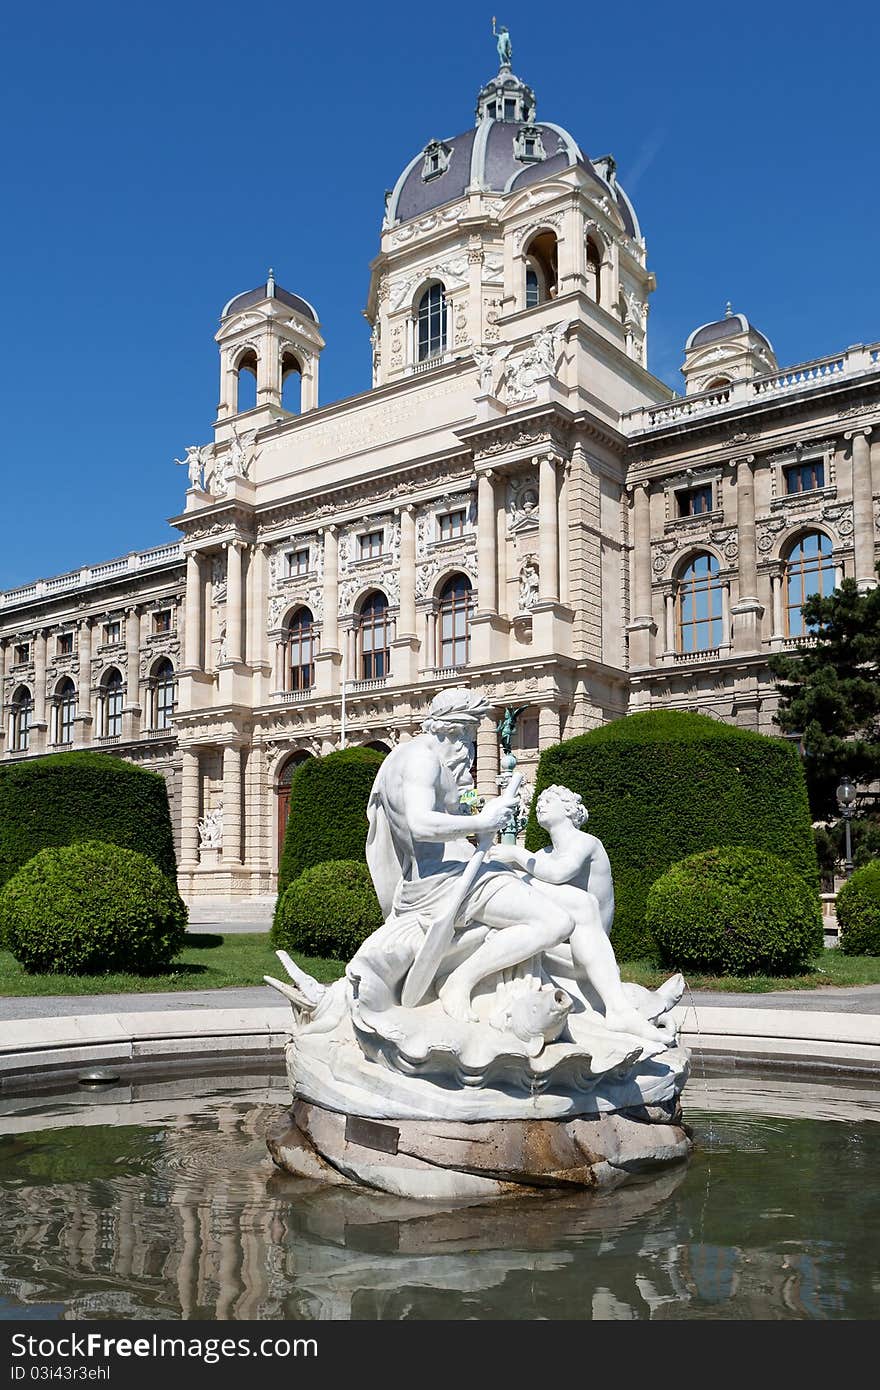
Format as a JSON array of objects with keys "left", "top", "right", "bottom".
[{"left": 2, "top": 54, "right": 879, "bottom": 900}]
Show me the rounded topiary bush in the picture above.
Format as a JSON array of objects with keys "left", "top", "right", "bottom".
[
  {"left": 645, "top": 846, "right": 823, "bottom": 976},
  {"left": 526, "top": 710, "right": 818, "bottom": 960},
  {"left": 277, "top": 747, "right": 386, "bottom": 895},
  {"left": 0, "top": 752, "right": 177, "bottom": 888},
  {"left": 836, "top": 862, "right": 880, "bottom": 956},
  {"left": 0, "top": 841, "right": 188, "bottom": 975},
  {"left": 271, "top": 860, "right": 382, "bottom": 961}
]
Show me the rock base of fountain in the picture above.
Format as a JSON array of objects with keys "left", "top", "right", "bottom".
[{"left": 268, "top": 1098, "right": 691, "bottom": 1201}]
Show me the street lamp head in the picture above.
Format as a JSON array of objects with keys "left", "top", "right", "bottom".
[{"left": 836, "top": 777, "right": 856, "bottom": 810}]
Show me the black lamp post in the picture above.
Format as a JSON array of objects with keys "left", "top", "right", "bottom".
[{"left": 836, "top": 776, "right": 856, "bottom": 878}]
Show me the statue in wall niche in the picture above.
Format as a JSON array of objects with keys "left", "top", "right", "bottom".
[
  {"left": 519, "top": 555, "right": 539, "bottom": 611},
  {"left": 265, "top": 688, "right": 691, "bottom": 1197},
  {"left": 198, "top": 805, "right": 223, "bottom": 849}
]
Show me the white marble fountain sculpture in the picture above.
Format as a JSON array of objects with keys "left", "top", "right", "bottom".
[{"left": 266, "top": 689, "right": 690, "bottom": 1200}]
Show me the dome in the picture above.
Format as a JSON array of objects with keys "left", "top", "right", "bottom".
[
  {"left": 386, "top": 65, "right": 639, "bottom": 239},
  {"left": 686, "top": 306, "right": 773, "bottom": 354},
  {"left": 221, "top": 271, "right": 318, "bottom": 324}
]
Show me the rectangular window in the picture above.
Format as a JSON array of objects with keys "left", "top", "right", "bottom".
[
  {"left": 359, "top": 530, "right": 384, "bottom": 561},
  {"left": 438, "top": 509, "right": 467, "bottom": 541},
  {"left": 13, "top": 643, "right": 29, "bottom": 665},
  {"left": 104, "top": 621, "right": 122, "bottom": 645},
  {"left": 287, "top": 548, "right": 310, "bottom": 577},
  {"left": 677, "top": 484, "right": 713, "bottom": 517},
  {"left": 57, "top": 633, "right": 74, "bottom": 656},
  {"left": 519, "top": 716, "right": 539, "bottom": 751},
  {"left": 152, "top": 610, "right": 172, "bottom": 635},
  {"left": 785, "top": 460, "right": 825, "bottom": 494}
]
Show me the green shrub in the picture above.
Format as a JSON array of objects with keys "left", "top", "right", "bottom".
[
  {"left": 271, "top": 859, "right": 382, "bottom": 960},
  {"left": 0, "top": 752, "right": 177, "bottom": 888},
  {"left": 836, "top": 862, "right": 880, "bottom": 955},
  {"left": 646, "top": 846, "right": 823, "bottom": 975},
  {"left": 0, "top": 841, "right": 188, "bottom": 975},
  {"left": 526, "top": 710, "right": 818, "bottom": 959},
  {"left": 277, "top": 747, "right": 386, "bottom": 896}
]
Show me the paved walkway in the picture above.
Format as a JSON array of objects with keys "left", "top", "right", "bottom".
[{"left": 3, "top": 983, "right": 879, "bottom": 1022}]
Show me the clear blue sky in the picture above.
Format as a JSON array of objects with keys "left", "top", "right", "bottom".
[{"left": 1, "top": 0, "right": 878, "bottom": 589}]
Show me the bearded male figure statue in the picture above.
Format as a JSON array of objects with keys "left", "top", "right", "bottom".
[{"left": 266, "top": 689, "right": 691, "bottom": 1200}]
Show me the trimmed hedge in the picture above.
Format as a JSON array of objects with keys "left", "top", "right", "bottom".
[
  {"left": 836, "top": 862, "right": 880, "bottom": 956},
  {"left": 271, "top": 860, "right": 383, "bottom": 961},
  {"left": 0, "top": 751, "right": 177, "bottom": 888},
  {"left": 277, "top": 747, "right": 386, "bottom": 896},
  {"left": 646, "top": 846, "right": 823, "bottom": 975},
  {"left": 0, "top": 841, "right": 188, "bottom": 975},
  {"left": 526, "top": 710, "right": 818, "bottom": 959}
]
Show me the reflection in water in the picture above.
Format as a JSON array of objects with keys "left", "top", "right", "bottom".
[{"left": 0, "top": 1074, "right": 878, "bottom": 1320}]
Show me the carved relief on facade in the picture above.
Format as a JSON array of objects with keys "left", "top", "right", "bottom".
[
  {"left": 484, "top": 297, "right": 502, "bottom": 341},
  {"left": 415, "top": 546, "right": 477, "bottom": 602}
]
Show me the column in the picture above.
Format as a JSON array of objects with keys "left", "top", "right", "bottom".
[
  {"left": 538, "top": 455, "right": 559, "bottom": 602},
  {"left": 223, "top": 744, "right": 243, "bottom": 867},
  {"left": 477, "top": 472, "right": 498, "bottom": 613},
  {"left": 495, "top": 483, "right": 508, "bottom": 617},
  {"left": 731, "top": 455, "right": 763, "bottom": 653},
  {"left": 721, "top": 580, "right": 731, "bottom": 650},
  {"left": 0, "top": 640, "right": 5, "bottom": 748},
  {"left": 770, "top": 568, "right": 784, "bottom": 640},
  {"left": 256, "top": 331, "right": 280, "bottom": 409},
  {"left": 180, "top": 747, "right": 201, "bottom": 869},
  {"left": 322, "top": 527, "right": 339, "bottom": 651},
  {"left": 557, "top": 460, "right": 571, "bottom": 605},
  {"left": 850, "top": 428, "right": 875, "bottom": 587},
  {"left": 273, "top": 639, "right": 285, "bottom": 693},
  {"left": 627, "top": 481, "right": 655, "bottom": 669},
  {"left": 247, "top": 544, "right": 268, "bottom": 667},
  {"left": 184, "top": 551, "right": 203, "bottom": 671},
  {"left": 664, "top": 588, "right": 675, "bottom": 654},
  {"left": 631, "top": 481, "right": 651, "bottom": 619},
  {"left": 398, "top": 507, "right": 416, "bottom": 637},
  {"left": 125, "top": 606, "right": 140, "bottom": 708},
  {"left": 33, "top": 629, "right": 48, "bottom": 745},
  {"left": 76, "top": 618, "right": 92, "bottom": 743},
  {"left": 224, "top": 541, "right": 243, "bottom": 663},
  {"left": 539, "top": 704, "right": 561, "bottom": 749},
  {"left": 475, "top": 719, "right": 498, "bottom": 796}
]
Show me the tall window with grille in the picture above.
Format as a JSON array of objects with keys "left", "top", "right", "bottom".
[
  {"left": 103, "top": 670, "right": 123, "bottom": 737},
  {"left": 286, "top": 608, "right": 315, "bottom": 691},
  {"left": 154, "top": 659, "right": 176, "bottom": 729},
  {"left": 785, "top": 532, "right": 835, "bottom": 637},
  {"left": 56, "top": 678, "right": 76, "bottom": 745},
  {"left": 10, "top": 687, "right": 31, "bottom": 752},
  {"left": 437, "top": 574, "right": 473, "bottom": 668},
  {"left": 359, "top": 592, "right": 391, "bottom": 679},
  {"left": 416, "top": 284, "right": 447, "bottom": 361},
  {"left": 676, "top": 553, "right": 724, "bottom": 653}
]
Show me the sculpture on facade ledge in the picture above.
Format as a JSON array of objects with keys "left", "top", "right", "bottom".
[
  {"left": 266, "top": 688, "right": 690, "bottom": 1199},
  {"left": 175, "top": 444, "right": 212, "bottom": 491},
  {"left": 197, "top": 805, "right": 223, "bottom": 849}
]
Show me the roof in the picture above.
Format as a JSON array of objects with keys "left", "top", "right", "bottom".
[
  {"left": 687, "top": 309, "right": 773, "bottom": 354},
  {"left": 221, "top": 278, "right": 318, "bottom": 324}
]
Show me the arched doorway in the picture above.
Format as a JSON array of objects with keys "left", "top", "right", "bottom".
[{"left": 276, "top": 751, "right": 312, "bottom": 865}]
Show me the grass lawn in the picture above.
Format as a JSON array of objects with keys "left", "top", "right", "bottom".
[
  {"left": 0, "top": 936, "right": 878, "bottom": 998},
  {"left": 0, "top": 934, "right": 345, "bottom": 998}
]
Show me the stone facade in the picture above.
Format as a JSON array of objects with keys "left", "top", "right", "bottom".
[{"left": 2, "top": 54, "right": 880, "bottom": 898}]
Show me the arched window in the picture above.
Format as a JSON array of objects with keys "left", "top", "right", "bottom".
[
  {"left": 437, "top": 574, "right": 473, "bottom": 669},
  {"left": 55, "top": 678, "right": 76, "bottom": 746},
  {"left": 705, "top": 376, "right": 732, "bottom": 392},
  {"left": 281, "top": 351, "right": 302, "bottom": 413},
  {"left": 785, "top": 532, "right": 835, "bottom": 638},
  {"left": 235, "top": 349, "right": 258, "bottom": 413},
  {"left": 676, "top": 553, "right": 723, "bottom": 653},
  {"left": 586, "top": 237, "right": 602, "bottom": 305},
  {"left": 358, "top": 592, "right": 391, "bottom": 679},
  {"left": 10, "top": 686, "right": 32, "bottom": 753},
  {"left": 285, "top": 607, "right": 315, "bottom": 691},
  {"left": 154, "top": 659, "right": 176, "bottom": 730},
  {"left": 101, "top": 668, "right": 124, "bottom": 738},
  {"left": 523, "top": 231, "right": 558, "bottom": 306},
  {"left": 416, "top": 284, "right": 447, "bottom": 362}
]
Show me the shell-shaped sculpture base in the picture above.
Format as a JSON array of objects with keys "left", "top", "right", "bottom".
[{"left": 268, "top": 1099, "right": 692, "bottom": 1201}]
